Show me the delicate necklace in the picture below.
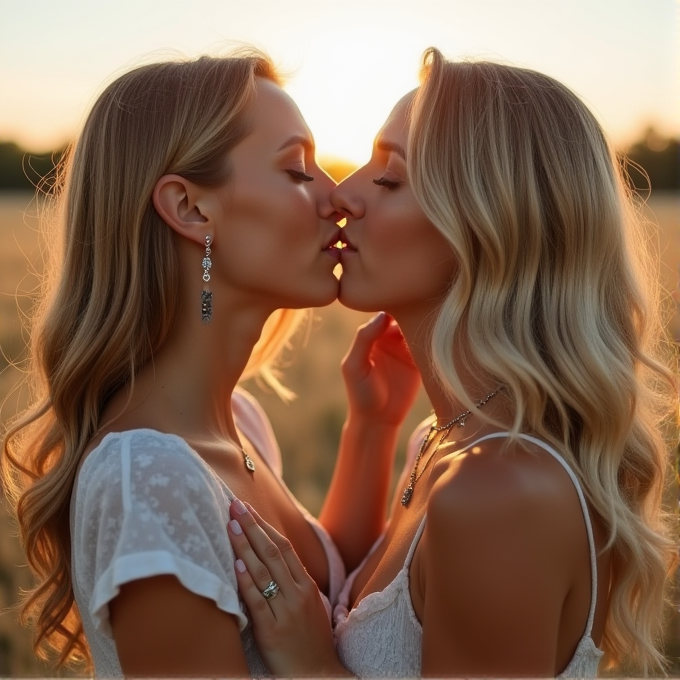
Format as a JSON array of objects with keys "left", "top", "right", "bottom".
[
  {"left": 233, "top": 439, "right": 255, "bottom": 473},
  {"left": 401, "top": 387, "right": 501, "bottom": 507},
  {"left": 242, "top": 447, "right": 256, "bottom": 473}
]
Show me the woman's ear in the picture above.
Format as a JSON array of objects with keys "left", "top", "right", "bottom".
[{"left": 153, "top": 174, "right": 210, "bottom": 245}]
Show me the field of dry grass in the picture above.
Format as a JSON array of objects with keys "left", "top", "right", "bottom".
[{"left": 0, "top": 190, "right": 678, "bottom": 674}]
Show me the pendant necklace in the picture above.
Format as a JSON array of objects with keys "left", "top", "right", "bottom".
[
  {"left": 401, "top": 387, "right": 501, "bottom": 507},
  {"left": 241, "top": 447, "right": 256, "bottom": 473},
  {"left": 234, "top": 439, "right": 255, "bottom": 473}
]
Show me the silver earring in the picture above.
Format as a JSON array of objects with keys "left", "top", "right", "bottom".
[{"left": 201, "top": 235, "right": 212, "bottom": 323}]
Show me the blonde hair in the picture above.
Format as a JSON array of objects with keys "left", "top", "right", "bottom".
[
  {"left": 1, "top": 49, "right": 305, "bottom": 667},
  {"left": 409, "top": 48, "right": 678, "bottom": 672}
]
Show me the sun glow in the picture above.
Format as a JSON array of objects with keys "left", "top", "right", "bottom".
[
  {"left": 1, "top": 1, "right": 676, "bottom": 159},
  {"left": 283, "top": 26, "right": 427, "bottom": 169}
]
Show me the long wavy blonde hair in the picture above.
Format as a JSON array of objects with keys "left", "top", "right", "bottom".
[
  {"left": 409, "top": 48, "right": 678, "bottom": 673},
  {"left": 1, "top": 49, "right": 306, "bottom": 668}
]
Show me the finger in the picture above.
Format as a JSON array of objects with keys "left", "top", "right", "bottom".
[
  {"left": 233, "top": 557, "right": 278, "bottom": 627},
  {"left": 376, "top": 321, "right": 417, "bottom": 365},
  {"left": 342, "top": 311, "right": 390, "bottom": 378},
  {"left": 245, "top": 503, "right": 316, "bottom": 588},
  {"left": 228, "top": 500, "right": 297, "bottom": 596},
  {"left": 228, "top": 518, "right": 276, "bottom": 591}
]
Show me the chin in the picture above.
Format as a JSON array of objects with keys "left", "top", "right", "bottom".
[
  {"left": 308, "top": 289, "right": 339, "bottom": 308},
  {"left": 287, "top": 279, "right": 339, "bottom": 309},
  {"left": 337, "top": 281, "right": 382, "bottom": 313}
]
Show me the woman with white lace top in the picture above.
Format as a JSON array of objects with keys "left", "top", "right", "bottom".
[
  {"left": 228, "top": 48, "right": 678, "bottom": 677},
  {"left": 0, "top": 49, "right": 422, "bottom": 677}
]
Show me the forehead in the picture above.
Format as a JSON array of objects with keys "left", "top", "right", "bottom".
[
  {"left": 377, "top": 90, "right": 416, "bottom": 147},
  {"left": 245, "top": 78, "right": 313, "bottom": 149}
]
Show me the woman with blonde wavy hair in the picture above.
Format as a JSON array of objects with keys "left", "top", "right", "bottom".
[
  {"left": 225, "top": 47, "right": 678, "bottom": 677},
  {"left": 0, "top": 48, "right": 400, "bottom": 677}
]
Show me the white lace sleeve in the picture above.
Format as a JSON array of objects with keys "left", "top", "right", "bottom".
[{"left": 72, "top": 430, "right": 247, "bottom": 638}]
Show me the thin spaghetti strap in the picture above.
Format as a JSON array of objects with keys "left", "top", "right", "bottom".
[
  {"left": 470, "top": 432, "right": 599, "bottom": 637},
  {"left": 404, "top": 515, "right": 428, "bottom": 568}
]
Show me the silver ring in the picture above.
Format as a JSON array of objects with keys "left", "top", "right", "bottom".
[{"left": 261, "top": 580, "right": 280, "bottom": 600}]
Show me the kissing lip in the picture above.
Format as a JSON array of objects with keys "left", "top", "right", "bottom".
[
  {"left": 321, "top": 229, "right": 357, "bottom": 254},
  {"left": 322, "top": 227, "right": 344, "bottom": 252},
  {"left": 337, "top": 231, "right": 357, "bottom": 252}
]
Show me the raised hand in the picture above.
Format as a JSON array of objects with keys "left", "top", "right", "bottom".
[
  {"left": 227, "top": 499, "right": 351, "bottom": 678},
  {"left": 318, "top": 313, "right": 422, "bottom": 568},
  {"left": 342, "top": 312, "right": 421, "bottom": 427}
]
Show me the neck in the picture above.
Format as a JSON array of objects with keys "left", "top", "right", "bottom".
[
  {"left": 392, "top": 306, "right": 504, "bottom": 427},
  {"left": 104, "top": 290, "right": 273, "bottom": 445}
]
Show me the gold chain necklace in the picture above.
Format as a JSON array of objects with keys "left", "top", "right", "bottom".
[{"left": 400, "top": 387, "right": 501, "bottom": 507}]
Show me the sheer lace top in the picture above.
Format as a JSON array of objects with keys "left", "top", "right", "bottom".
[
  {"left": 70, "top": 388, "right": 345, "bottom": 677},
  {"left": 333, "top": 428, "right": 603, "bottom": 678}
]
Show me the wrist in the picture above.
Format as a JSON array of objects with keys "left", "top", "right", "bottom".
[
  {"left": 340, "top": 417, "right": 401, "bottom": 465},
  {"left": 345, "top": 413, "right": 403, "bottom": 435},
  {"left": 345, "top": 408, "right": 403, "bottom": 433}
]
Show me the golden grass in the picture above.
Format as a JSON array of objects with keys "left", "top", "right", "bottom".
[{"left": 0, "top": 190, "right": 677, "bottom": 675}]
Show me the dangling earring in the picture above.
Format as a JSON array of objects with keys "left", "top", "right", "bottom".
[{"left": 201, "top": 235, "right": 213, "bottom": 323}]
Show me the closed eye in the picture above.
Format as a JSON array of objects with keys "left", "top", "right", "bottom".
[
  {"left": 286, "top": 169, "right": 314, "bottom": 183},
  {"left": 373, "top": 177, "right": 401, "bottom": 190}
]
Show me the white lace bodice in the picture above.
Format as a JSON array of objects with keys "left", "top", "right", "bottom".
[
  {"left": 333, "top": 429, "right": 603, "bottom": 678},
  {"left": 71, "top": 388, "right": 345, "bottom": 677}
]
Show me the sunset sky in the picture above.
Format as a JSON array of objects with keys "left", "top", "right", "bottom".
[{"left": 1, "top": 0, "right": 678, "bottom": 165}]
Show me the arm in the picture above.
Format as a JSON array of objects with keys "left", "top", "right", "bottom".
[
  {"left": 111, "top": 575, "right": 249, "bottom": 677},
  {"left": 77, "top": 434, "right": 252, "bottom": 677},
  {"left": 420, "top": 445, "right": 576, "bottom": 677},
  {"left": 319, "top": 313, "right": 421, "bottom": 570}
]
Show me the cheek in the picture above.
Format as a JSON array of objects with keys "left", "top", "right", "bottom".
[
  {"left": 358, "top": 206, "right": 455, "bottom": 303},
  {"left": 376, "top": 205, "right": 450, "bottom": 272},
  {"left": 222, "top": 181, "right": 316, "bottom": 262}
]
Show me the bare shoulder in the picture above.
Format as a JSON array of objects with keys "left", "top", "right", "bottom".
[
  {"left": 427, "top": 434, "right": 586, "bottom": 554},
  {"left": 419, "top": 435, "right": 593, "bottom": 675}
]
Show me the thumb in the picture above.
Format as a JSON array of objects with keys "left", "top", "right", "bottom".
[{"left": 342, "top": 311, "right": 390, "bottom": 379}]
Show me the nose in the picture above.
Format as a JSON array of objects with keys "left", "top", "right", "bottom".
[
  {"left": 314, "top": 167, "right": 342, "bottom": 221},
  {"left": 330, "top": 174, "right": 365, "bottom": 220}
]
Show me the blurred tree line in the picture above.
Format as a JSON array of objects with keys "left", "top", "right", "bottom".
[
  {"left": 0, "top": 142, "right": 358, "bottom": 188},
  {"left": 2, "top": 127, "right": 677, "bottom": 191},
  {"left": 621, "top": 127, "right": 680, "bottom": 193},
  {"left": 0, "top": 142, "right": 66, "bottom": 191}
]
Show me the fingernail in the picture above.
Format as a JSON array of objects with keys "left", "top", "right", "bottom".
[
  {"left": 235, "top": 559, "right": 246, "bottom": 573},
  {"left": 229, "top": 519, "right": 243, "bottom": 535},
  {"left": 233, "top": 498, "right": 247, "bottom": 515},
  {"left": 372, "top": 311, "right": 386, "bottom": 323}
]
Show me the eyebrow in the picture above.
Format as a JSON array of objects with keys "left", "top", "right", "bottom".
[
  {"left": 375, "top": 140, "right": 406, "bottom": 160},
  {"left": 277, "top": 135, "right": 315, "bottom": 153}
]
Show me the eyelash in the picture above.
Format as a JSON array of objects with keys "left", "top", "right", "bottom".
[
  {"left": 286, "top": 169, "right": 314, "bottom": 183},
  {"left": 373, "top": 177, "right": 401, "bottom": 190}
]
